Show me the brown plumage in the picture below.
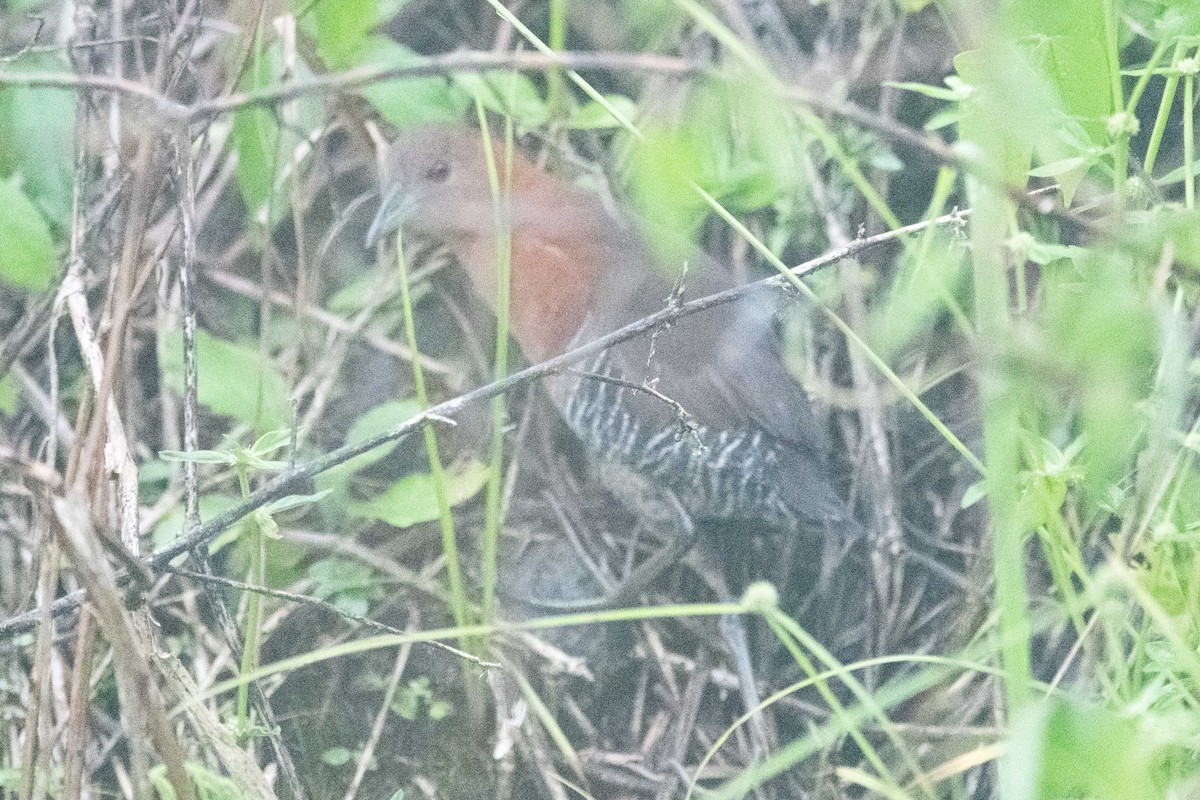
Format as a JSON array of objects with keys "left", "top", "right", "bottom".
[{"left": 367, "top": 125, "right": 853, "bottom": 544}]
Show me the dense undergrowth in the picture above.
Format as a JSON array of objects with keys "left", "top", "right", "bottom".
[{"left": 1, "top": 1, "right": 1199, "bottom": 798}]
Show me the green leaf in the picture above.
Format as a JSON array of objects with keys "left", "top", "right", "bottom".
[
  {"left": 453, "top": 70, "right": 549, "bottom": 130},
  {"left": 620, "top": 0, "right": 684, "bottom": 48},
  {"left": 308, "top": 557, "right": 379, "bottom": 616},
  {"left": 1023, "top": 241, "right": 1087, "bottom": 267},
  {"left": 1124, "top": 208, "right": 1200, "bottom": 272},
  {"left": 1006, "top": 232, "right": 1089, "bottom": 267},
  {"left": 1005, "top": 698, "right": 1160, "bottom": 800},
  {"left": 627, "top": 126, "right": 709, "bottom": 267},
  {"left": 1027, "top": 155, "right": 1094, "bottom": 178},
  {"left": 308, "top": 558, "right": 375, "bottom": 593},
  {"left": 955, "top": 16, "right": 1113, "bottom": 203},
  {"left": 249, "top": 429, "right": 293, "bottom": 458},
  {"left": 961, "top": 480, "right": 988, "bottom": 509},
  {"left": 627, "top": 72, "right": 797, "bottom": 262},
  {"left": 569, "top": 95, "right": 638, "bottom": 129},
  {"left": 341, "top": 399, "right": 423, "bottom": 475},
  {"left": 0, "top": 178, "right": 56, "bottom": 291},
  {"left": 230, "top": 49, "right": 278, "bottom": 222},
  {"left": 348, "top": 459, "right": 488, "bottom": 527},
  {"left": 1124, "top": 0, "right": 1200, "bottom": 42},
  {"left": 0, "top": 54, "right": 75, "bottom": 225},
  {"left": 1006, "top": 0, "right": 1114, "bottom": 138},
  {"left": 264, "top": 491, "right": 330, "bottom": 514},
  {"left": 0, "top": 373, "right": 17, "bottom": 415},
  {"left": 713, "top": 162, "right": 786, "bottom": 212},
  {"left": 1154, "top": 157, "right": 1200, "bottom": 188},
  {"left": 924, "top": 107, "right": 963, "bottom": 131},
  {"left": 1039, "top": 252, "right": 1159, "bottom": 497},
  {"left": 321, "top": 747, "right": 353, "bottom": 767},
  {"left": 186, "top": 762, "right": 244, "bottom": 800},
  {"left": 315, "top": 398, "right": 423, "bottom": 514},
  {"left": 1005, "top": 0, "right": 1116, "bottom": 202},
  {"left": 158, "top": 328, "right": 293, "bottom": 432},
  {"left": 359, "top": 39, "right": 469, "bottom": 127},
  {"left": 1015, "top": 472, "right": 1068, "bottom": 532},
  {"left": 393, "top": 686, "right": 419, "bottom": 719},
  {"left": 151, "top": 762, "right": 243, "bottom": 800},
  {"left": 884, "top": 79, "right": 972, "bottom": 103},
  {"left": 314, "top": 0, "right": 376, "bottom": 68},
  {"left": 867, "top": 148, "right": 903, "bottom": 172},
  {"left": 158, "top": 449, "right": 237, "bottom": 465},
  {"left": 392, "top": 676, "right": 449, "bottom": 721},
  {"left": 953, "top": 49, "right": 1038, "bottom": 189},
  {"left": 254, "top": 507, "right": 281, "bottom": 539}
]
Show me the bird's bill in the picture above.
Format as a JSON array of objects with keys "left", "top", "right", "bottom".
[{"left": 365, "top": 186, "right": 412, "bottom": 247}]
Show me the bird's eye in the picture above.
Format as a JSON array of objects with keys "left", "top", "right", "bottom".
[{"left": 425, "top": 161, "right": 451, "bottom": 183}]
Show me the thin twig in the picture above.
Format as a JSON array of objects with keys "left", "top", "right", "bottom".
[
  {"left": 166, "top": 567, "right": 498, "bottom": 668},
  {"left": 0, "top": 53, "right": 1138, "bottom": 247},
  {"left": 0, "top": 210, "right": 961, "bottom": 638},
  {"left": 567, "top": 369, "right": 705, "bottom": 452}
]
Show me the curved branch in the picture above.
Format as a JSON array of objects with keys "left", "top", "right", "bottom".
[{"left": 0, "top": 209, "right": 965, "bottom": 638}]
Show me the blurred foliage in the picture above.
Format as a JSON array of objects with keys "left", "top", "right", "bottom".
[
  {"left": 312, "top": 0, "right": 375, "bottom": 69},
  {"left": 0, "top": 176, "right": 55, "bottom": 291},
  {"left": 230, "top": 44, "right": 282, "bottom": 224},
  {"left": 1007, "top": 697, "right": 1166, "bottom": 800},
  {"left": 2, "top": 0, "right": 1200, "bottom": 797},
  {"left": 0, "top": 54, "right": 74, "bottom": 223},
  {"left": 229, "top": 32, "right": 324, "bottom": 228},
  {"left": 347, "top": 459, "right": 488, "bottom": 528},
  {"left": 158, "top": 328, "right": 294, "bottom": 433},
  {"left": 0, "top": 374, "right": 17, "bottom": 415},
  {"left": 149, "top": 762, "right": 244, "bottom": 800},
  {"left": 0, "top": 52, "right": 71, "bottom": 292},
  {"left": 359, "top": 39, "right": 470, "bottom": 127},
  {"left": 308, "top": 557, "right": 381, "bottom": 616},
  {"left": 390, "top": 676, "right": 453, "bottom": 721}
]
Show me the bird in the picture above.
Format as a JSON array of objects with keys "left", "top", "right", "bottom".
[
  {"left": 366, "top": 125, "right": 856, "bottom": 560},
  {"left": 366, "top": 124, "right": 864, "bottom": 760}
]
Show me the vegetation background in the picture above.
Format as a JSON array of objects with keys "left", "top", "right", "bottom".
[{"left": 1, "top": 0, "right": 1199, "bottom": 798}]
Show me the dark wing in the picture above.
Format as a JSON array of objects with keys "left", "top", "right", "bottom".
[
  {"left": 595, "top": 245, "right": 827, "bottom": 452},
  {"left": 594, "top": 245, "right": 845, "bottom": 523}
]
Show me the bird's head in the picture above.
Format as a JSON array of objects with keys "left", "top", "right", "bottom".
[
  {"left": 364, "top": 125, "right": 621, "bottom": 362},
  {"left": 366, "top": 125, "right": 500, "bottom": 249}
]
